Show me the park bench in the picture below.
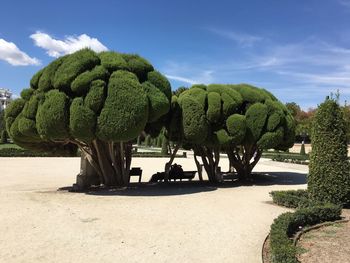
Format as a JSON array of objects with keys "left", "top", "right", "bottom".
[
  {"left": 149, "top": 164, "right": 197, "bottom": 182},
  {"left": 129, "top": 167, "right": 142, "bottom": 183}
]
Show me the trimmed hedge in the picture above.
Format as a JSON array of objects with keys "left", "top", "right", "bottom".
[
  {"left": 270, "top": 203, "right": 342, "bottom": 263},
  {"left": 270, "top": 190, "right": 309, "bottom": 208},
  {"left": 263, "top": 152, "right": 309, "bottom": 165},
  {"left": 0, "top": 147, "right": 77, "bottom": 157}
]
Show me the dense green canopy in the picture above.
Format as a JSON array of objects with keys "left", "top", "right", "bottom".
[
  {"left": 169, "top": 84, "right": 295, "bottom": 151},
  {"left": 5, "top": 49, "right": 171, "bottom": 152}
]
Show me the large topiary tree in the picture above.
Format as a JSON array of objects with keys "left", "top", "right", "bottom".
[
  {"left": 308, "top": 97, "right": 350, "bottom": 205},
  {"left": 5, "top": 49, "right": 171, "bottom": 188},
  {"left": 167, "top": 84, "right": 295, "bottom": 181}
]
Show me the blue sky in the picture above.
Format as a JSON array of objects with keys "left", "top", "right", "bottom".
[{"left": 1, "top": 0, "right": 350, "bottom": 109}]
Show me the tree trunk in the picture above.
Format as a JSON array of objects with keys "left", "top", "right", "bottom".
[
  {"left": 164, "top": 144, "right": 180, "bottom": 181},
  {"left": 226, "top": 145, "right": 262, "bottom": 181},
  {"left": 196, "top": 146, "right": 220, "bottom": 183},
  {"left": 74, "top": 139, "right": 134, "bottom": 189},
  {"left": 194, "top": 154, "right": 203, "bottom": 181}
]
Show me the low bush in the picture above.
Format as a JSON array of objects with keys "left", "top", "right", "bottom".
[
  {"left": 263, "top": 152, "right": 309, "bottom": 165},
  {"left": 270, "top": 203, "right": 342, "bottom": 263},
  {"left": 0, "top": 147, "right": 69, "bottom": 157},
  {"left": 270, "top": 190, "right": 309, "bottom": 208}
]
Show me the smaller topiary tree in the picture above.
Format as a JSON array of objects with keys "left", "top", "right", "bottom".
[
  {"left": 161, "top": 135, "right": 168, "bottom": 155},
  {"left": 167, "top": 84, "right": 295, "bottom": 182},
  {"left": 137, "top": 135, "right": 141, "bottom": 146},
  {"left": 300, "top": 143, "right": 306, "bottom": 155},
  {"left": 308, "top": 96, "right": 350, "bottom": 205},
  {"left": 144, "top": 135, "right": 151, "bottom": 147},
  {"left": 0, "top": 130, "right": 7, "bottom": 144}
]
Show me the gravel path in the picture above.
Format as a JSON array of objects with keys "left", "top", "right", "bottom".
[{"left": 0, "top": 157, "right": 307, "bottom": 263}]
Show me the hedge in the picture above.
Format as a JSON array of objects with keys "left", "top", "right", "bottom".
[
  {"left": 270, "top": 203, "right": 342, "bottom": 263},
  {"left": 0, "top": 147, "right": 76, "bottom": 157},
  {"left": 270, "top": 190, "right": 309, "bottom": 208}
]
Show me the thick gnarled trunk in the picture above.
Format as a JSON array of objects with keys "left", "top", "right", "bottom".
[
  {"left": 226, "top": 145, "right": 262, "bottom": 181},
  {"left": 73, "top": 139, "right": 133, "bottom": 190},
  {"left": 194, "top": 146, "right": 221, "bottom": 183}
]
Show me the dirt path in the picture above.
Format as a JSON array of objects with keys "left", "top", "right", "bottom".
[
  {"left": 0, "top": 157, "right": 307, "bottom": 263},
  {"left": 297, "top": 210, "right": 350, "bottom": 263}
]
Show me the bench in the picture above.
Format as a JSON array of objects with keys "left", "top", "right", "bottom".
[
  {"left": 129, "top": 167, "right": 142, "bottom": 183},
  {"left": 149, "top": 170, "right": 197, "bottom": 182},
  {"left": 175, "top": 171, "right": 196, "bottom": 181}
]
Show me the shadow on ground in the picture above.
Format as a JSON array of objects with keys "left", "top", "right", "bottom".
[{"left": 58, "top": 171, "right": 306, "bottom": 196}]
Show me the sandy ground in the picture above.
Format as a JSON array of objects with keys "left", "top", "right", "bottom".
[
  {"left": 297, "top": 210, "right": 350, "bottom": 263},
  {"left": 0, "top": 155, "right": 307, "bottom": 263}
]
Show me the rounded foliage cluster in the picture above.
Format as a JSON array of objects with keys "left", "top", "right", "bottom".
[
  {"left": 5, "top": 49, "right": 171, "bottom": 150},
  {"left": 168, "top": 84, "right": 295, "bottom": 150}
]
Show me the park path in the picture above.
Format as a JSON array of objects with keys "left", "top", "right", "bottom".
[{"left": 0, "top": 157, "right": 307, "bottom": 263}]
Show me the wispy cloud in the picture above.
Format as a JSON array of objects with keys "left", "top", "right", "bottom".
[
  {"left": 338, "top": 0, "right": 350, "bottom": 8},
  {"left": 0, "top": 38, "right": 40, "bottom": 66},
  {"left": 163, "top": 61, "right": 214, "bottom": 85},
  {"left": 207, "top": 27, "right": 263, "bottom": 47},
  {"left": 30, "top": 31, "right": 108, "bottom": 57},
  {"left": 163, "top": 36, "right": 350, "bottom": 108}
]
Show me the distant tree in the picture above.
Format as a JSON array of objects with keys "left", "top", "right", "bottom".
[
  {"left": 5, "top": 49, "right": 171, "bottom": 188},
  {"left": 308, "top": 97, "right": 350, "bottom": 205},
  {"left": 285, "top": 102, "right": 301, "bottom": 117},
  {"left": 161, "top": 135, "right": 169, "bottom": 155},
  {"left": 168, "top": 84, "right": 295, "bottom": 181},
  {"left": 0, "top": 111, "right": 5, "bottom": 143},
  {"left": 144, "top": 135, "right": 151, "bottom": 147},
  {"left": 137, "top": 135, "right": 141, "bottom": 146},
  {"left": 172, "top": 86, "right": 188, "bottom": 97}
]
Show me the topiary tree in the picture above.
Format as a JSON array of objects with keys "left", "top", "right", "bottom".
[
  {"left": 5, "top": 49, "right": 171, "bottom": 189},
  {"left": 137, "top": 135, "right": 141, "bottom": 146},
  {"left": 0, "top": 130, "right": 7, "bottom": 144},
  {"left": 167, "top": 84, "right": 295, "bottom": 181},
  {"left": 300, "top": 143, "right": 306, "bottom": 155},
  {"left": 308, "top": 97, "right": 350, "bottom": 205}
]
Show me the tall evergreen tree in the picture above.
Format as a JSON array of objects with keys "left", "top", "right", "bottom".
[{"left": 308, "top": 97, "right": 350, "bottom": 205}]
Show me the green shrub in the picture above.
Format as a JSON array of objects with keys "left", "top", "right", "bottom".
[
  {"left": 245, "top": 102, "right": 268, "bottom": 140},
  {"left": 99, "top": 51, "right": 128, "bottom": 72},
  {"left": 181, "top": 95, "right": 208, "bottom": 143},
  {"left": 122, "top": 54, "right": 154, "bottom": 82},
  {"left": 161, "top": 136, "right": 168, "bottom": 155},
  {"left": 69, "top": 98, "right": 96, "bottom": 142},
  {"left": 147, "top": 71, "right": 172, "bottom": 100},
  {"left": 308, "top": 97, "right": 350, "bottom": 205},
  {"left": 145, "top": 134, "right": 151, "bottom": 147},
  {"left": 36, "top": 90, "right": 70, "bottom": 140},
  {"left": 0, "top": 130, "right": 7, "bottom": 144},
  {"left": 71, "top": 65, "right": 109, "bottom": 94},
  {"left": 96, "top": 72, "right": 148, "bottom": 141},
  {"left": 226, "top": 114, "right": 246, "bottom": 144},
  {"left": 300, "top": 143, "right": 306, "bottom": 155},
  {"left": 142, "top": 81, "right": 169, "bottom": 122},
  {"left": 53, "top": 49, "right": 100, "bottom": 91},
  {"left": 84, "top": 80, "right": 106, "bottom": 113},
  {"left": 270, "top": 190, "right": 309, "bottom": 208},
  {"left": 30, "top": 68, "right": 44, "bottom": 89},
  {"left": 20, "top": 88, "right": 35, "bottom": 101},
  {"left": 207, "top": 92, "right": 221, "bottom": 123},
  {"left": 38, "top": 56, "right": 67, "bottom": 91},
  {"left": 0, "top": 147, "right": 78, "bottom": 157},
  {"left": 270, "top": 203, "right": 341, "bottom": 263}
]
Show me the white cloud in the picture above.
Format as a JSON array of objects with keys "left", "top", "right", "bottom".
[
  {"left": 0, "top": 39, "right": 40, "bottom": 66},
  {"left": 207, "top": 28, "right": 263, "bottom": 47},
  {"left": 165, "top": 75, "right": 198, "bottom": 85},
  {"left": 30, "top": 31, "right": 108, "bottom": 57}
]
